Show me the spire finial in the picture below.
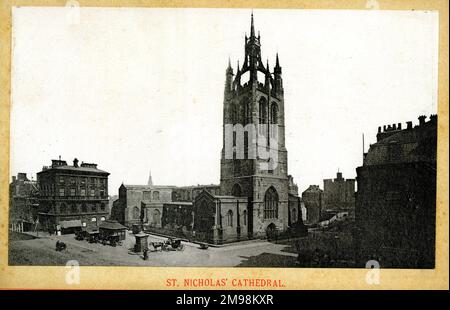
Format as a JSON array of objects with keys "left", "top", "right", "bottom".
[
  {"left": 237, "top": 59, "right": 240, "bottom": 72},
  {"left": 228, "top": 57, "right": 232, "bottom": 68},
  {"left": 276, "top": 53, "right": 280, "bottom": 67},
  {"left": 147, "top": 170, "right": 153, "bottom": 186},
  {"left": 250, "top": 11, "right": 255, "bottom": 38}
]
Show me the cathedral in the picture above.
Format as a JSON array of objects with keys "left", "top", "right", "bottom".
[
  {"left": 111, "top": 14, "right": 301, "bottom": 244},
  {"left": 189, "top": 14, "right": 300, "bottom": 243}
]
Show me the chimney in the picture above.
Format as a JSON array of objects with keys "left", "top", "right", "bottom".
[
  {"left": 73, "top": 158, "right": 79, "bottom": 167},
  {"left": 378, "top": 126, "right": 381, "bottom": 133},
  {"left": 12, "top": 176, "right": 17, "bottom": 183},
  {"left": 406, "top": 121, "right": 413, "bottom": 130},
  {"left": 418, "top": 115, "right": 427, "bottom": 125},
  {"left": 392, "top": 124, "right": 397, "bottom": 130},
  {"left": 398, "top": 123, "right": 402, "bottom": 130},
  {"left": 383, "top": 125, "right": 386, "bottom": 131},
  {"left": 430, "top": 114, "right": 437, "bottom": 123}
]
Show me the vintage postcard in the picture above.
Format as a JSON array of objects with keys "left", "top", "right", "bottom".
[{"left": 0, "top": 0, "right": 448, "bottom": 290}]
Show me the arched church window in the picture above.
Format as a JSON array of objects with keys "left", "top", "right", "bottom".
[
  {"left": 152, "top": 191, "right": 160, "bottom": 201},
  {"left": 227, "top": 210, "right": 233, "bottom": 227},
  {"left": 243, "top": 98, "right": 251, "bottom": 123},
  {"left": 232, "top": 184, "right": 242, "bottom": 197},
  {"left": 153, "top": 209, "right": 161, "bottom": 226},
  {"left": 264, "top": 186, "right": 279, "bottom": 219},
  {"left": 259, "top": 97, "right": 267, "bottom": 124},
  {"left": 81, "top": 203, "right": 87, "bottom": 213},
  {"left": 271, "top": 102, "right": 278, "bottom": 124},
  {"left": 60, "top": 203, "right": 67, "bottom": 214},
  {"left": 243, "top": 210, "right": 247, "bottom": 225}
]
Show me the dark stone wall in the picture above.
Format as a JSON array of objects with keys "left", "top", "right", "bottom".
[{"left": 355, "top": 162, "right": 436, "bottom": 268}]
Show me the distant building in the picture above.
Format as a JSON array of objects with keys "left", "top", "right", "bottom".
[
  {"left": 37, "top": 158, "right": 110, "bottom": 233},
  {"left": 108, "top": 195, "right": 118, "bottom": 215},
  {"left": 302, "top": 185, "right": 323, "bottom": 224},
  {"left": 111, "top": 183, "right": 221, "bottom": 227},
  {"left": 9, "top": 173, "right": 39, "bottom": 231},
  {"left": 355, "top": 115, "right": 437, "bottom": 268},
  {"left": 288, "top": 175, "right": 301, "bottom": 225},
  {"left": 111, "top": 184, "right": 174, "bottom": 227},
  {"left": 323, "top": 172, "right": 355, "bottom": 212}
]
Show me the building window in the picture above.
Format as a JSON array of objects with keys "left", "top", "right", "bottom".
[
  {"left": 259, "top": 97, "right": 267, "bottom": 124},
  {"left": 232, "top": 184, "right": 242, "bottom": 197},
  {"left": 91, "top": 204, "right": 98, "bottom": 212},
  {"left": 59, "top": 188, "right": 65, "bottom": 196},
  {"left": 268, "top": 158, "right": 275, "bottom": 174},
  {"left": 143, "top": 191, "right": 151, "bottom": 201},
  {"left": 90, "top": 189, "right": 95, "bottom": 197},
  {"left": 270, "top": 103, "right": 278, "bottom": 124},
  {"left": 264, "top": 186, "right": 279, "bottom": 219},
  {"left": 100, "top": 203, "right": 106, "bottom": 211},
  {"left": 152, "top": 209, "right": 161, "bottom": 226},
  {"left": 80, "top": 178, "right": 85, "bottom": 186},
  {"left": 239, "top": 97, "right": 250, "bottom": 124},
  {"left": 81, "top": 203, "right": 87, "bottom": 213},
  {"left": 292, "top": 208, "right": 297, "bottom": 223},
  {"left": 70, "top": 177, "right": 75, "bottom": 185},
  {"left": 100, "top": 190, "right": 105, "bottom": 198},
  {"left": 100, "top": 217, "right": 106, "bottom": 221},
  {"left": 71, "top": 204, "right": 77, "bottom": 213},
  {"left": 70, "top": 188, "right": 76, "bottom": 196},
  {"left": 227, "top": 210, "right": 233, "bottom": 227},
  {"left": 152, "top": 191, "right": 160, "bottom": 201},
  {"left": 60, "top": 203, "right": 67, "bottom": 214},
  {"left": 59, "top": 176, "right": 64, "bottom": 183},
  {"left": 133, "top": 206, "right": 140, "bottom": 219},
  {"left": 80, "top": 188, "right": 86, "bottom": 196}
]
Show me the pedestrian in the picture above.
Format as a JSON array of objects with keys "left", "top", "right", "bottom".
[{"left": 143, "top": 248, "right": 148, "bottom": 260}]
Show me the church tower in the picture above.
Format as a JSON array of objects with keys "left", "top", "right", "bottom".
[{"left": 220, "top": 14, "right": 290, "bottom": 237}]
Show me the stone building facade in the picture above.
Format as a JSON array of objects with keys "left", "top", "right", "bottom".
[
  {"left": 9, "top": 173, "right": 39, "bottom": 231},
  {"left": 111, "top": 184, "right": 173, "bottom": 227},
  {"left": 37, "top": 158, "right": 110, "bottom": 232},
  {"left": 323, "top": 172, "right": 355, "bottom": 212},
  {"left": 111, "top": 183, "right": 221, "bottom": 227},
  {"left": 355, "top": 115, "right": 437, "bottom": 268}
]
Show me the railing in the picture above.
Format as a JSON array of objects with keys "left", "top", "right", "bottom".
[{"left": 39, "top": 195, "right": 108, "bottom": 200}]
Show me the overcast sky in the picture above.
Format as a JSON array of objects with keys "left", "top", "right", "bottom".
[{"left": 10, "top": 7, "right": 438, "bottom": 194}]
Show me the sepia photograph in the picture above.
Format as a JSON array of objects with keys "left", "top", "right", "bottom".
[{"left": 1, "top": 0, "right": 448, "bottom": 291}]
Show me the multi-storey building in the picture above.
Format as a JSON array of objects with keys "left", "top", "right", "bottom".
[
  {"left": 9, "top": 173, "right": 39, "bottom": 232},
  {"left": 37, "top": 158, "right": 110, "bottom": 233},
  {"left": 323, "top": 172, "right": 355, "bottom": 212}
]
